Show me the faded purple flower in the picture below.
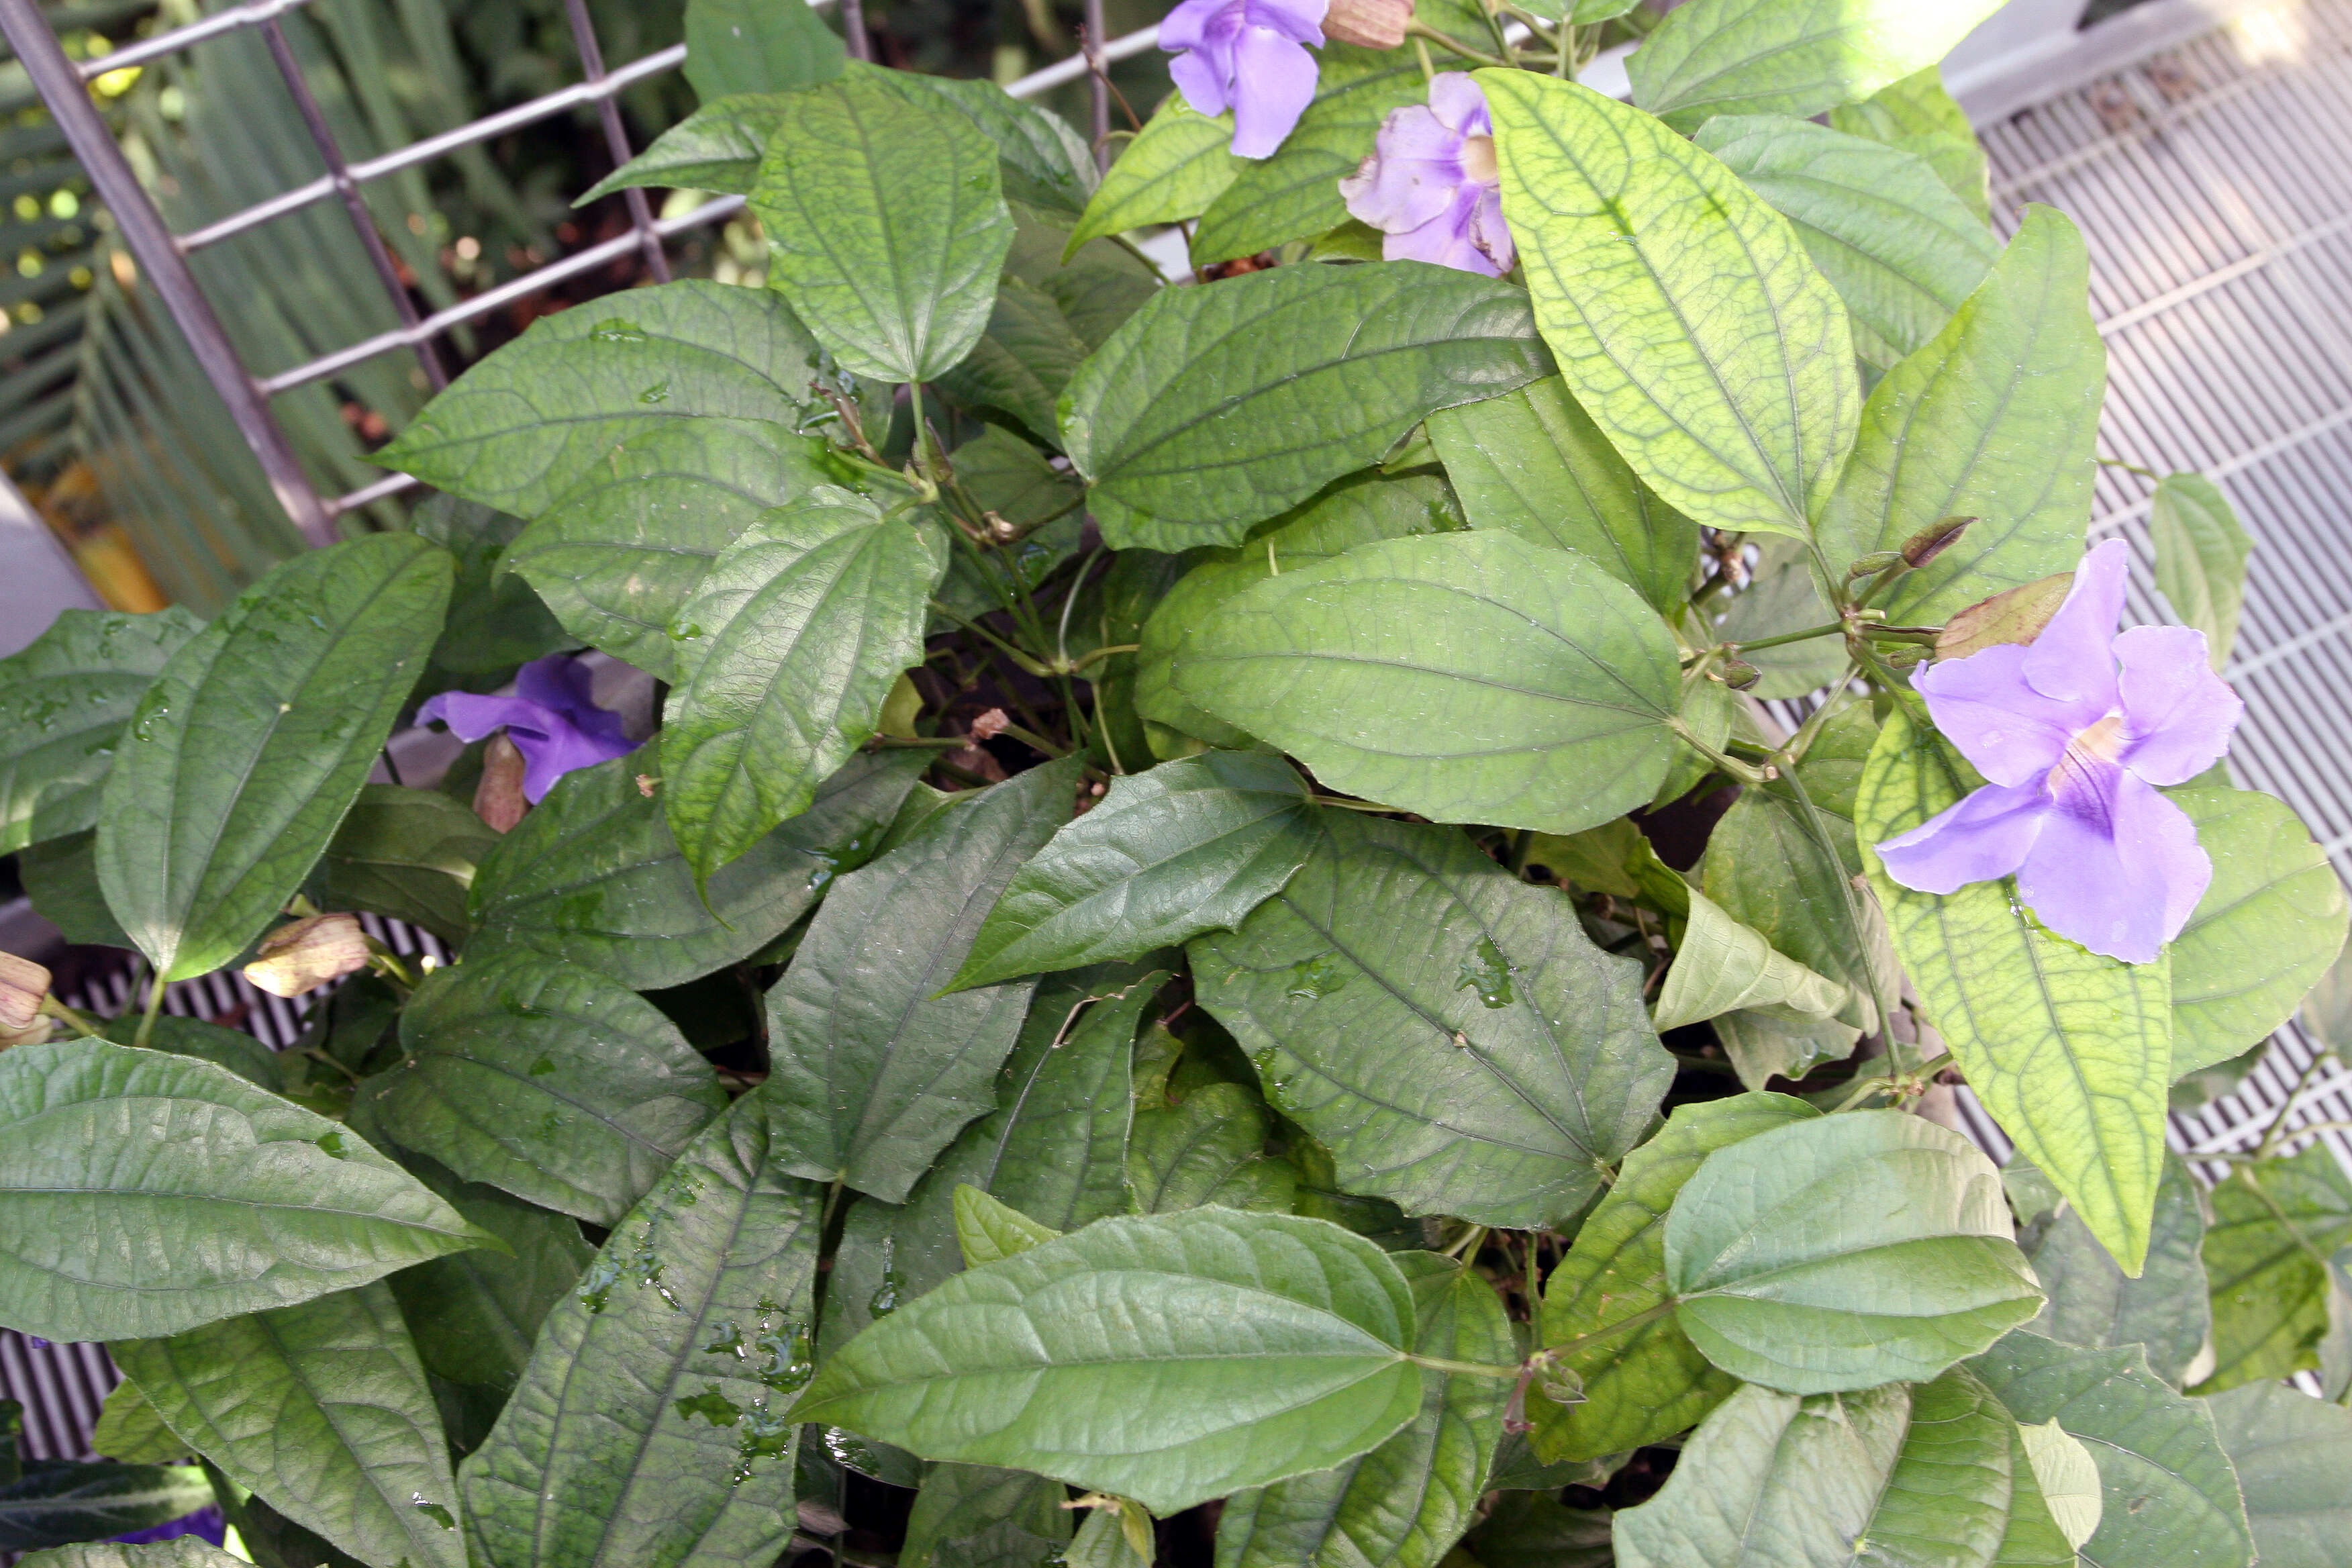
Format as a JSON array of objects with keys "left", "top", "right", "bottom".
[
  {"left": 417, "top": 654, "right": 636, "bottom": 804},
  {"left": 1161, "top": 0, "right": 1328, "bottom": 160},
  {"left": 1338, "top": 72, "right": 1513, "bottom": 277},
  {"left": 1877, "top": 538, "right": 2243, "bottom": 965}
]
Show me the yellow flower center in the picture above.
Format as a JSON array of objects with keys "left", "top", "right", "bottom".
[
  {"left": 2047, "top": 714, "right": 2126, "bottom": 796},
  {"left": 1459, "top": 134, "right": 1498, "bottom": 187}
]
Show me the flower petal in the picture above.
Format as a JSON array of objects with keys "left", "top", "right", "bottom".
[
  {"left": 1251, "top": 0, "right": 1330, "bottom": 45},
  {"left": 416, "top": 691, "right": 555, "bottom": 744},
  {"left": 2016, "top": 762, "right": 2209, "bottom": 964},
  {"left": 510, "top": 720, "right": 637, "bottom": 803},
  {"left": 2114, "top": 624, "right": 2243, "bottom": 785},
  {"left": 2021, "top": 536, "right": 2128, "bottom": 708},
  {"left": 1426, "top": 70, "right": 1489, "bottom": 134},
  {"left": 1228, "top": 28, "right": 1319, "bottom": 158},
  {"left": 1159, "top": 0, "right": 1227, "bottom": 52},
  {"left": 1469, "top": 185, "right": 1514, "bottom": 273},
  {"left": 1875, "top": 778, "right": 2049, "bottom": 895},
  {"left": 1914, "top": 642, "right": 2098, "bottom": 786},
  {"left": 1168, "top": 44, "right": 1230, "bottom": 117},
  {"left": 1344, "top": 107, "right": 1465, "bottom": 233}
]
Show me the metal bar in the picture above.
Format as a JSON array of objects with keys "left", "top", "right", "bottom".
[
  {"left": 1006, "top": 23, "right": 1159, "bottom": 95},
  {"left": 175, "top": 42, "right": 689, "bottom": 254},
  {"left": 560, "top": 0, "right": 669, "bottom": 286},
  {"left": 840, "top": 0, "right": 872, "bottom": 62},
  {"left": 254, "top": 16, "right": 446, "bottom": 389},
  {"left": 0, "top": 0, "right": 336, "bottom": 547},
  {"left": 1083, "top": 0, "right": 1110, "bottom": 172},
  {"left": 328, "top": 469, "right": 422, "bottom": 516},
  {"left": 72, "top": 0, "right": 313, "bottom": 79}
]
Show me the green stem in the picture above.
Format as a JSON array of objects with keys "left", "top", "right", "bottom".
[
  {"left": 134, "top": 973, "right": 165, "bottom": 1048},
  {"left": 994, "top": 721, "right": 1071, "bottom": 760},
  {"left": 2253, "top": 1048, "right": 2339, "bottom": 1162},
  {"left": 1667, "top": 720, "right": 1771, "bottom": 786},
  {"left": 1407, "top": 1353, "right": 1525, "bottom": 1380},
  {"left": 1406, "top": 20, "right": 1509, "bottom": 67},
  {"left": 1769, "top": 665, "right": 1861, "bottom": 771},
  {"left": 38, "top": 996, "right": 103, "bottom": 1038},
  {"left": 928, "top": 597, "right": 1052, "bottom": 677},
  {"left": 1730, "top": 620, "right": 1845, "bottom": 654},
  {"left": 1312, "top": 793, "right": 1406, "bottom": 814},
  {"left": 2096, "top": 454, "right": 2162, "bottom": 481},
  {"left": 1536, "top": 1297, "right": 1679, "bottom": 1361}
]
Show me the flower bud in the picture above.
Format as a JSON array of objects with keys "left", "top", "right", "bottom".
[
  {"left": 1718, "top": 658, "right": 1762, "bottom": 691},
  {"left": 1846, "top": 550, "right": 1902, "bottom": 579},
  {"left": 0, "top": 951, "right": 52, "bottom": 1034},
  {"left": 1935, "top": 571, "right": 2074, "bottom": 661},
  {"left": 243, "top": 914, "right": 371, "bottom": 999},
  {"left": 1322, "top": 0, "right": 1411, "bottom": 49},
  {"left": 474, "top": 732, "right": 529, "bottom": 833},
  {"left": 1902, "top": 515, "right": 1976, "bottom": 569}
]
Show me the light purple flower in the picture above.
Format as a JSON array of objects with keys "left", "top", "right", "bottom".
[
  {"left": 1876, "top": 538, "right": 2243, "bottom": 965},
  {"left": 416, "top": 654, "right": 636, "bottom": 804},
  {"left": 1161, "top": 0, "right": 1328, "bottom": 160},
  {"left": 1338, "top": 73, "right": 1514, "bottom": 277}
]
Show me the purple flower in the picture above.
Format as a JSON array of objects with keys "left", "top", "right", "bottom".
[
  {"left": 416, "top": 654, "right": 636, "bottom": 804},
  {"left": 1876, "top": 538, "right": 2243, "bottom": 965},
  {"left": 113, "top": 1506, "right": 226, "bottom": 1547},
  {"left": 1161, "top": 0, "right": 1328, "bottom": 160},
  {"left": 1338, "top": 73, "right": 1514, "bottom": 277}
]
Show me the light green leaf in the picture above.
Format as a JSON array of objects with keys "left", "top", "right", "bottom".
[
  {"left": 97, "top": 534, "right": 452, "bottom": 981},
  {"left": 0, "top": 1463, "right": 212, "bottom": 1555},
  {"left": 2151, "top": 475, "right": 2253, "bottom": 667},
  {"left": 2023, "top": 1154, "right": 2210, "bottom": 1386},
  {"left": 900, "top": 1464, "right": 1073, "bottom": 1568},
  {"left": 791, "top": 1208, "right": 1427, "bottom": 1517},
  {"left": 1069, "top": 97, "right": 1241, "bottom": 254},
  {"left": 935, "top": 275, "right": 1093, "bottom": 444},
  {"left": 114, "top": 1283, "right": 464, "bottom": 1568},
  {"left": 1830, "top": 67, "right": 1992, "bottom": 223},
  {"left": 1653, "top": 886, "right": 1849, "bottom": 1032},
  {"left": 1218, "top": 1255, "right": 1514, "bottom": 1568},
  {"left": 16, "top": 1544, "right": 249, "bottom": 1568},
  {"left": 1070, "top": 1506, "right": 1154, "bottom": 1568},
  {"left": 1667, "top": 1110, "right": 2043, "bottom": 1393},
  {"left": 1425, "top": 375, "right": 1699, "bottom": 616},
  {"left": 1170, "top": 532, "right": 1683, "bottom": 834},
  {"left": 752, "top": 72, "right": 1014, "bottom": 382},
  {"left": 1060, "top": 261, "right": 1549, "bottom": 551},
  {"left": 2203, "top": 1379, "right": 2352, "bottom": 1568},
  {"left": 1695, "top": 115, "right": 2000, "bottom": 369},
  {"left": 661, "top": 487, "right": 947, "bottom": 883},
  {"left": 311, "top": 784, "right": 498, "bottom": 944},
  {"left": 683, "top": 0, "right": 844, "bottom": 99},
  {"left": 1627, "top": 0, "right": 2009, "bottom": 132},
  {"left": 1970, "top": 1332, "right": 2255, "bottom": 1568},
  {"left": 0, "top": 607, "right": 200, "bottom": 856},
  {"left": 583, "top": 95, "right": 785, "bottom": 202},
  {"left": 1189, "top": 812, "right": 1671, "bottom": 1230},
  {"left": 2198, "top": 1146, "right": 2352, "bottom": 1393},
  {"left": 1859, "top": 702, "right": 2171, "bottom": 1275},
  {"left": 953, "top": 1186, "right": 1060, "bottom": 1267},
  {"left": 378, "top": 281, "right": 824, "bottom": 520},
  {"left": 0, "top": 1040, "right": 486, "bottom": 1342},
  {"left": 90, "top": 1381, "right": 185, "bottom": 1465},
  {"left": 2019, "top": 1418, "right": 2105, "bottom": 1551},
  {"left": 763, "top": 758, "right": 1083, "bottom": 1201},
  {"left": 360, "top": 952, "right": 725, "bottom": 1225},
  {"left": 466, "top": 750, "right": 924, "bottom": 990},
  {"left": 1815, "top": 206, "right": 2104, "bottom": 625},
  {"left": 1481, "top": 68, "right": 1857, "bottom": 541},
  {"left": 952, "top": 751, "right": 1316, "bottom": 991},
  {"left": 1128, "top": 1080, "right": 1297, "bottom": 1216},
  {"left": 460, "top": 1097, "right": 824, "bottom": 1568}
]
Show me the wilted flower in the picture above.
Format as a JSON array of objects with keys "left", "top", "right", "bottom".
[
  {"left": 1161, "top": 0, "right": 1328, "bottom": 160},
  {"left": 1876, "top": 539, "right": 2243, "bottom": 965},
  {"left": 244, "top": 914, "right": 371, "bottom": 999},
  {"left": 1320, "top": 0, "right": 1410, "bottom": 48},
  {"left": 1339, "top": 73, "right": 1514, "bottom": 277},
  {"left": 417, "top": 654, "right": 635, "bottom": 805},
  {"left": 1, "top": 950, "right": 51, "bottom": 1046}
]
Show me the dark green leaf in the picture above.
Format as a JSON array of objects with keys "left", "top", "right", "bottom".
[
  {"left": 19, "top": 830, "right": 132, "bottom": 949},
  {"left": 0, "top": 1462, "right": 211, "bottom": 1553},
  {"left": 311, "top": 785, "right": 498, "bottom": 944},
  {"left": 1128, "top": 1080, "right": 1296, "bottom": 1215},
  {"left": 15, "top": 1542, "right": 249, "bottom": 1568},
  {"left": 900, "top": 1464, "right": 1072, "bottom": 1568},
  {"left": 1067, "top": 97, "right": 1240, "bottom": 253},
  {"left": 935, "top": 275, "right": 1092, "bottom": 444},
  {"left": 2023, "top": 1154, "right": 2210, "bottom": 1387},
  {"left": 583, "top": 95, "right": 785, "bottom": 202},
  {"left": 96, "top": 535, "right": 452, "bottom": 980},
  {"left": 1626, "top": 0, "right": 2010, "bottom": 132},
  {"left": 411, "top": 498, "right": 575, "bottom": 679},
  {"left": 1461, "top": 1491, "right": 1614, "bottom": 1568},
  {"left": 2151, "top": 475, "right": 2253, "bottom": 667},
  {"left": 0, "top": 607, "right": 199, "bottom": 855},
  {"left": 856, "top": 66, "right": 1097, "bottom": 221},
  {"left": 1189, "top": 812, "right": 1671, "bottom": 1229},
  {"left": 104, "top": 1014, "right": 283, "bottom": 1093},
  {"left": 2198, "top": 1146, "right": 2352, "bottom": 1393},
  {"left": 2203, "top": 1379, "right": 2352, "bottom": 1568},
  {"left": 684, "top": 0, "right": 844, "bottom": 99}
]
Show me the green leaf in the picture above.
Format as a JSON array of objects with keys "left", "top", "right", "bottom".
[
  {"left": 952, "top": 752, "right": 1316, "bottom": 990},
  {"left": 1653, "top": 887, "right": 1849, "bottom": 1033},
  {"left": 2023, "top": 1155, "right": 2211, "bottom": 1387},
  {"left": 91, "top": 1381, "right": 185, "bottom": 1465},
  {"left": 0, "top": 1463, "right": 212, "bottom": 1553},
  {"left": 1710, "top": 1011, "right": 1863, "bottom": 1095},
  {"left": 1626, "top": 0, "right": 2008, "bottom": 132},
  {"left": 96, "top": 535, "right": 452, "bottom": 981},
  {"left": 900, "top": 1464, "right": 1073, "bottom": 1568},
  {"left": 1970, "top": 1332, "right": 2255, "bottom": 1568},
  {"left": 1830, "top": 68, "right": 1992, "bottom": 223},
  {"left": 1171, "top": 532, "right": 1683, "bottom": 833},
  {"left": 104, "top": 1014, "right": 285, "bottom": 1093},
  {"left": 2151, "top": 475, "right": 2253, "bottom": 667},
  {"left": 2204, "top": 1379, "right": 2352, "bottom": 1568},
  {"left": 1069, "top": 1506, "right": 1153, "bottom": 1568},
  {"left": 791, "top": 1208, "right": 1427, "bottom": 1517},
  {"left": 1218, "top": 1254, "right": 1514, "bottom": 1568},
  {"left": 15, "top": 1543, "right": 250, "bottom": 1568},
  {"left": 0, "top": 1038, "right": 488, "bottom": 1342},
  {"left": 360, "top": 952, "right": 725, "bottom": 1225},
  {"left": 953, "top": 1186, "right": 1061, "bottom": 1267},
  {"left": 1061, "top": 261, "right": 1549, "bottom": 551},
  {"left": 856, "top": 66, "right": 1097, "bottom": 221},
  {"left": 1425, "top": 376, "right": 1699, "bottom": 616},
  {"left": 1189, "top": 812, "right": 1671, "bottom": 1230},
  {"left": 1462, "top": 1492, "right": 1614, "bottom": 1568},
  {"left": 466, "top": 750, "right": 924, "bottom": 991},
  {"left": 113, "top": 1283, "right": 464, "bottom": 1568},
  {"left": 19, "top": 830, "right": 131, "bottom": 949},
  {"left": 2198, "top": 1146, "right": 2352, "bottom": 1393},
  {"left": 660, "top": 487, "right": 948, "bottom": 882},
  {"left": 1482, "top": 68, "right": 1857, "bottom": 541},
  {"left": 583, "top": 95, "right": 785, "bottom": 201},
  {"left": 1667, "top": 1110, "right": 2043, "bottom": 1392},
  {"left": 311, "top": 785, "right": 498, "bottom": 944},
  {"left": 460, "top": 1097, "right": 824, "bottom": 1568},
  {"left": 1858, "top": 701, "right": 2171, "bottom": 1275},
  {"left": 2018, "top": 1416, "right": 2106, "bottom": 1553},
  {"left": 1067, "top": 97, "right": 1241, "bottom": 254},
  {"left": 1128, "top": 1079, "right": 1297, "bottom": 1216},
  {"left": 0, "top": 607, "right": 200, "bottom": 856},
  {"left": 1694, "top": 115, "right": 2000, "bottom": 369},
  {"left": 763, "top": 757, "right": 1083, "bottom": 1201},
  {"left": 934, "top": 276, "right": 1092, "bottom": 444},
  {"left": 683, "top": 0, "right": 845, "bottom": 99},
  {"left": 1815, "top": 206, "right": 2104, "bottom": 625},
  {"left": 378, "top": 281, "right": 824, "bottom": 520},
  {"left": 502, "top": 420, "right": 838, "bottom": 681},
  {"left": 752, "top": 72, "right": 1014, "bottom": 382}
]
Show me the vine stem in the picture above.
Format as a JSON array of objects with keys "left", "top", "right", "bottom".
[
  {"left": 134, "top": 971, "right": 166, "bottom": 1048},
  {"left": 2252, "top": 1047, "right": 2340, "bottom": 1163},
  {"left": 1407, "top": 1353, "right": 1524, "bottom": 1380},
  {"left": 1405, "top": 20, "right": 1509, "bottom": 66}
]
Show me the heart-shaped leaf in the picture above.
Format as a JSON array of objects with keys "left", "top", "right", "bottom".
[{"left": 1627, "top": 0, "right": 2010, "bottom": 132}]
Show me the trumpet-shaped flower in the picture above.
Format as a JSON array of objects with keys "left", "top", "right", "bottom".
[
  {"left": 1161, "top": 0, "right": 1328, "bottom": 160},
  {"left": 1875, "top": 538, "right": 2243, "bottom": 965},
  {"left": 417, "top": 654, "right": 636, "bottom": 804},
  {"left": 1338, "top": 73, "right": 1513, "bottom": 277}
]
